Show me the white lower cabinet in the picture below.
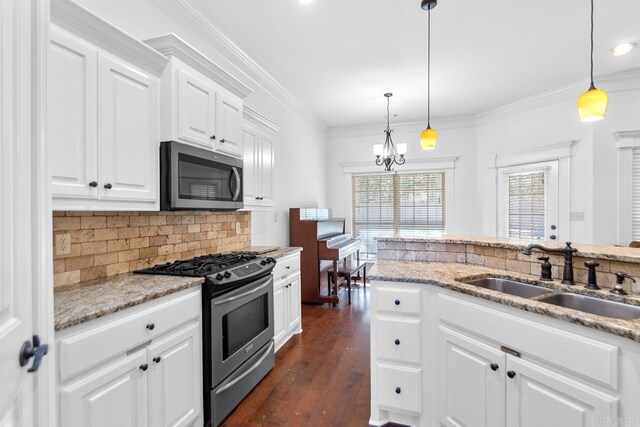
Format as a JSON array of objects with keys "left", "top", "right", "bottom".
[
  {"left": 272, "top": 253, "right": 302, "bottom": 351},
  {"left": 56, "top": 287, "right": 203, "bottom": 427},
  {"left": 370, "top": 281, "right": 635, "bottom": 427}
]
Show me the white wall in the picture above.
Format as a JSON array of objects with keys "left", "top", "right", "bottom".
[{"left": 74, "top": 0, "right": 328, "bottom": 246}]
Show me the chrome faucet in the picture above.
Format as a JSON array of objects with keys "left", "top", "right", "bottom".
[{"left": 523, "top": 241, "right": 578, "bottom": 286}]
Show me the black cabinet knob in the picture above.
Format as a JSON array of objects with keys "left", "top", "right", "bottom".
[
  {"left": 146, "top": 323, "right": 155, "bottom": 330},
  {"left": 507, "top": 370, "right": 516, "bottom": 378},
  {"left": 210, "top": 135, "right": 216, "bottom": 140},
  {"left": 153, "top": 357, "right": 161, "bottom": 363},
  {"left": 103, "top": 183, "right": 112, "bottom": 189},
  {"left": 490, "top": 363, "right": 499, "bottom": 371},
  {"left": 395, "top": 387, "right": 401, "bottom": 394},
  {"left": 394, "top": 299, "right": 400, "bottom": 305},
  {"left": 220, "top": 139, "right": 226, "bottom": 143},
  {"left": 139, "top": 364, "right": 148, "bottom": 371},
  {"left": 19, "top": 335, "right": 49, "bottom": 373},
  {"left": 88, "top": 181, "right": 98, "bottom": 187},
  {"left": 394, "top": 339, "right": 400, "bottom": 345}
]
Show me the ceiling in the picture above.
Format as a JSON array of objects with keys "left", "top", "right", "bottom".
[{"left": 187, "top": 0, "right": 640, "bottom": 128}]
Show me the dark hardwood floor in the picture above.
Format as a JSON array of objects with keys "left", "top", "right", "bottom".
[{"left": 222, "top": 284, "right": 371, "bottom": 426}]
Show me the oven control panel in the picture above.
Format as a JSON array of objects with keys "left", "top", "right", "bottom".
[{"left": 206, "top": 257, "right": 276, "bottom": 285}]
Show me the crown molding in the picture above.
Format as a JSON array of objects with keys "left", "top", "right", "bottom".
[
  {"left": 50, "top": 0, "right": 168, "bottom": 76},
  {"left": 244, "top": 106, "right": 281, "bottom": 133},
  {"left": 145, "top": 0, "right": 327, "bottom": 132},
  {"left": 145, "top": 33, "right": 252, "bottom": 99}
]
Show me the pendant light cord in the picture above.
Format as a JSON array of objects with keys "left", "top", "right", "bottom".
[
  {"left": 427, "top": 8, "right": 431, "bottom": 127},
  {"left": 590, "top": 0, "right": 594, "bottom": 86}
]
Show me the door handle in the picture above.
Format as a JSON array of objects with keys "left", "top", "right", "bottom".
[
  {"left": 19, "top": 335, "right": 49, "bottom": 373},
  {"left": 231, "top": 167, "right": 241, "bottom": 201}
]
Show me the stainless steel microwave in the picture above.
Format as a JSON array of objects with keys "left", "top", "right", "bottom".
[{"left": 160, "top": 141, "right": 243, "bottom": 211}]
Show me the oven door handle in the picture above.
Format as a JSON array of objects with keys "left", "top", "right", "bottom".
[
  {"left": 212, "top": 275, "right": 271, "bottom": 306},
  {"left": 231, "top": 166, "right": 241, "bottom": 202},
  {"left": 214, "top": 340, "right": 274, "bottom": 396}
]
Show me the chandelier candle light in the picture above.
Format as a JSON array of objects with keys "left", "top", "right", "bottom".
[
  {"left": 420, "top": 0, "right": 438, "bottom": 149},
  {"left": 577, "top": 0, "right": 608, "bottom": 121},
  {"left": 373, "top": 93, "right": 407, "bottom": 171}
]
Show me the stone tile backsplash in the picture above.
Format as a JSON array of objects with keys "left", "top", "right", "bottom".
[
  {"left": 377, "top": 241, "right": 640, "bottom": 294},
  {"left": 53, "top": 211, "right": 250, "bottom": 287}
]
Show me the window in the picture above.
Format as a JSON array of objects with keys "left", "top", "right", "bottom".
[
  {"left": 352, "top": 172, "right": 445, "bottom": 259},
  {"left": 497, "top": 161, "right": 558, "bottom": 240}
]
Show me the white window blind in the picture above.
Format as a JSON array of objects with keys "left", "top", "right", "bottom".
[
  {"left": 631, "top": 149, "right": 640, "bottom": 241},
  {"left": 352, "top": 172, "right": 445, "bottom": 259},
  {"left": 503, "top": 171, "right": 546, "bottom": 240}
]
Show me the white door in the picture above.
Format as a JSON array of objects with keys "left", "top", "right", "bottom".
[
  {"left": 59, "top": 350, "right": 149, "bottom": 427},
  {"left": 98, "top": 55, "right": 157, "bottom": 202},
  {"left": 148, "top": 321, "right": 202, "bottom": 427},
  {"left": 273, "top": 280, "right": 287, "bottom": 349},
  {"left": 505, "top": 356, "right": 618, "bottom": 427},
  {"left": 0, "top": 0, "right": 44, "bottom": 424},
  {"left": 242, "top": 127, "right": 259, "bottom": 205},
  {"left": 497, "top": 161, "right": 560, "bottom": 241},
  {"left": 176, "top": 68, "right": 216, "bottom": 148},
  {"left": 438, "top": 326, "right": 505, "bottom": 427},
  {"left": 48, "top": 28, "right": 98, "bottom": 199},
  {"left": 259, "top": 134, "right": 274, "bottom": 206},
  {"left": 215, "top": 93, "right": 243, "bottom": 157},
  {"left": 287, "top": 275, "right": 301, "bottom": 332}
]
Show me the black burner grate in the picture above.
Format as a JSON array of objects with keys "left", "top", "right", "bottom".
[{"left": 136, "top": 253, "right": 258, "bottom": 277}]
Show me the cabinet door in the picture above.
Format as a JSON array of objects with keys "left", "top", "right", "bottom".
[
  {"left": 287, "top": 274, "right": 301, "bottom": 332},
  {"left": 148, "top": 321, "right": 202, "bottom": 427},
  {"left": 258, "top": 134, "right": 274, "bottom": 206},
  {"left": 98, "top": 55, "right": 157, "bottom": 202},
  {"left": 438, "top": 326, "right": 505, "bottom": 427},
  {"left": 273, "top": 279, "right": 287, "bottom": 350},
  {"left": 215, "top": 92, "right": 243, "bottom": 157},
  {"left": 506, "top": 356, "right": 618, "bottom": 427},
  {"left": 242, "top": 126, "right": 259, "bottom": 204},
  {"left": 176, "top": 69, "right": 216, "bottom": 148},
  {"left": 48, "top": 28, "right": 98, "bottom": 199},
  {"left": 59, "top": 350, "right": 148, "bottom": 427}
]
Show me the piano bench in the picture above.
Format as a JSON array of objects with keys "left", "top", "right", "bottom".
[{"left": 326, "top": 261, "right": 367, "bottom": 305}]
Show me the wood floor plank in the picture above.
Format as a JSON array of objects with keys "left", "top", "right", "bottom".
[{"left": 221, "top": 287, "right": 371, "bottom": 426}]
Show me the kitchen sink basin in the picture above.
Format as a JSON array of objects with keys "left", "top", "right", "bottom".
[
  {"left": 534, "top": 293, "right": 640, "bottom": 320},
  {"left": 463, "top": 278, "right": 553, "bottom": 299}
]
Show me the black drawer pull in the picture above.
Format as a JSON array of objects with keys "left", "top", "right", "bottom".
[
  {"left": 103, "top": 183, "right": 112, "bottom": 189},
  {"left": 394, "top": 299, "right": 400, "bottom": 305},
  {"left": 507, "top": 370, "right": 516, "bottom": 378},
  {"left": 394, "top": 339, "right": 400, "bottom": 345},
  {"left": 210, "top": 135, "right": 216, "bottom": 140},
  {"left": 153, "top": 357, "right": 161, "bottom": 363},
  {"left": 88, "top": 181, "right": 98, "bottom": 187},
  {"left": 395, "top": 387, "right": 401, "bottom": 394},
  {"left": 146, "top": 323, "right": 155, "bottom": 330},
  {"left": 139, "top": 364, "right": 148, "bottom": 371},
  {"left": 490, "top": 363, "right": 499, "bottom": 371}
]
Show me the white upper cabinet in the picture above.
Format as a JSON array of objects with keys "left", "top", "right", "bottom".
[
  {"left": 48, "top": 1, "right": 168, "bottom": 210},
  {"left": 242, "top": 107, "right": 278, "bottom": 210},
  {"left": 145, "top": 34, "right": 252, "bottom": 158}
]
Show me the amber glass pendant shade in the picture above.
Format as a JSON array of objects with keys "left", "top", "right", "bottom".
[
  {"left": 578, "top": 84, "right": 608, "bottom": 122},
  {"left": 420, "top": 126, "right": 437, "bottom": 150}
]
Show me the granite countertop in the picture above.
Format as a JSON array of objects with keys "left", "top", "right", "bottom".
[
  {"left": 376, "top": 234, "right": 640, "bottom": 264},
  {"left": 369, "top": 261, "right": 640, "bottom": 343},
  {"left": 236, "top": 246, "right": 302, "bottom": 259},
  {"left": 54, "top": 274, "right": 204, "bottom": 332}
]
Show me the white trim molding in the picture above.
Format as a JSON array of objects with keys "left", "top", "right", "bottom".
[
  {"left": 144, "top": 33, "right": 252, "bottom": 99},
  {"left": 494, "top": 140, "right": 576, "bottom": 168},
  {"left": 340, "top": 156, "right": 458, "bottom": 175},
  {"left": 244, "top": 106, "right": 280, "bottom": 133},
  {"left": 50, "top": 0, "right": 169, "bottom": 76},
  {"left": 616, "top": 130, "right": 640, "bottom": 245}
]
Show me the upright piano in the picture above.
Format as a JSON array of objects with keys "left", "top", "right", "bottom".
[{"left": 290, "top": 208, "right": 361, "bottom": 304}]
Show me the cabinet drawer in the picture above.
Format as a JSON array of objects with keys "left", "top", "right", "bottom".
[
  {"left": 377, "top": 364, "right": 422, "bottom": 414},
  {"left": 272, "top": 254, "right": 300, "bottom": 279},
  {"left": 376, "top": 318, "right": 421, "bottom": 365},
  {"left": 438, "top": 293, "right": 619, "bottom": 390},
  {"left": 58, "top": 288, "right": 200, "bottom": 383},
  {"left": 376, "top": 287, "right": 421, "bottom": 316}
]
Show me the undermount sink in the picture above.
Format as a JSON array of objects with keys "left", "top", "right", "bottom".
[
  {"left": 533, "top": 293, "right": 640, "bottom": 320},
  {"left": 463, "top": 278, "right": 553, "bottom": 299}
]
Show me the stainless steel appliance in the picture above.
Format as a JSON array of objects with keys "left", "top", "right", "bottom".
[
  {"left": 160, "top": 141, "right": 243, "bottom": 211},
  {"left": 135, "top": 253, "right": 276, "bottom": 426}
]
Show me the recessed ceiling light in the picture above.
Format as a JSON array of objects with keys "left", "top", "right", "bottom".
[
  {"left": 611, "top": 42, "right": 635, "bottom": 57},
  {"left": 299, "top": 0, "right": 313, "bottom": 4}
]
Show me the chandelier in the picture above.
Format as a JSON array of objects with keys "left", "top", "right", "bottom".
[{"left": 373, "top": 93, "right": 407, "bottom": 171}]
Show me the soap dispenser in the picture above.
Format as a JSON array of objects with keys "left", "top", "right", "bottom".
[{"left": 611, "top": 272, "right": 636, "bottom": 296}]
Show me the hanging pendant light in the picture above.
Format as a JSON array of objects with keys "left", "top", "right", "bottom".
[
  {"left": 577, "top": 0, "right": 608, "bottom": 121},
  {"left": 420, "top": 0, "right": 437, "bottom": 149},
  {"left": 373, "top": 93, "right": 406, "bottom": 171}
]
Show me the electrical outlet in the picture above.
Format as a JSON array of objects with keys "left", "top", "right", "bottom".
[
  {"left": 55, "top": 233, "right": 71, "bottom": 255},
  {"left": 235, "top": 222, "right": 241, "bottom": 235}
]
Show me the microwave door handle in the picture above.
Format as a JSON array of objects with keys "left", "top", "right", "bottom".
[{"left": 231, "top": 167, "right": 241, "bottom": 201}]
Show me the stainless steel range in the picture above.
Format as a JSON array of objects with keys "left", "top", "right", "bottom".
[{"left": 135, "top": 253, "right": 277, "bottom": 426}]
